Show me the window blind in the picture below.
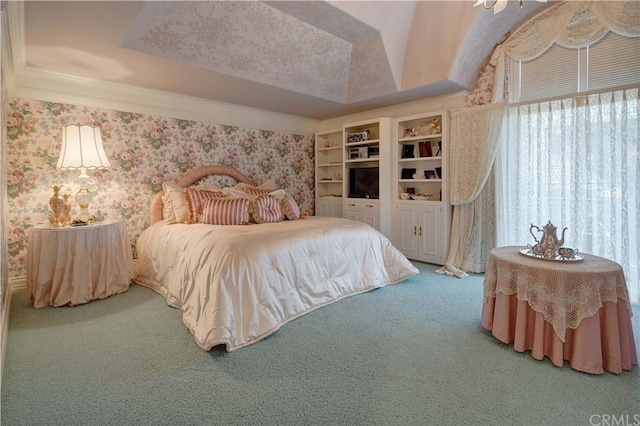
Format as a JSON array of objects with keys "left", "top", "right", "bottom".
[
  {"left": 517, "top": 32, "right": 639, "bottom": 103},
  {"left": 588, "top": 32, "right": 640, "bottom": 92}
]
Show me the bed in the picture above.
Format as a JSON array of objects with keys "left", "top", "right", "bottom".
[{"left": 135, "top": 165, "right": 419, "bottom": 351}]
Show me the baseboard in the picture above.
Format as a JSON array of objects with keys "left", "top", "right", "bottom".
[
  {"left": 1, "top": 281, "right": 14, "bottom": 382},
  {"left": 8, "top": 275, "right": 26, "bottom": 291}
]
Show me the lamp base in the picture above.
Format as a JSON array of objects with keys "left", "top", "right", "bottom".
[{"left": 72, "top": 188, "right": 95, "bottom": 225}]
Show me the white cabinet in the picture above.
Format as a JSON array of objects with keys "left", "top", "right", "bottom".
[
  {"left": 315, "top": 129, "right": 343, "bottom": 217},
  {"left": 343, "top": 118, "right": 392, "bottom": 237},
  {"left": 393, "top": 111, "right": 451, "bottom": 264},
  {"left": 317, "top": 197, "right": 343, "bottom": 218},
  {"left": 395, "top": 203, "right": 445, "bottom": 264},
  {"left": 344, "top": 199, "right": 380, "bottom": 231}
]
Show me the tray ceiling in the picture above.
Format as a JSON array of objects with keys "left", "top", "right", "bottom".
[{"left": 20, "top": 1, "right": 552, "bottom": 119}]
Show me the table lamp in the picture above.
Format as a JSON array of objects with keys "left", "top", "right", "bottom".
[{"left": 56, "top": 125, "right": 111, "bottom": 223}]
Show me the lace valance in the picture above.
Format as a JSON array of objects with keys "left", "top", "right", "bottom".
[{"left": 492, "top": 1, "right": 640, "bottom": 64}]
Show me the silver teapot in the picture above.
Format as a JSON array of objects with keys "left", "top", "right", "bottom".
[{"left": 530, "top": 221, "right": 567, "bottom": 258}]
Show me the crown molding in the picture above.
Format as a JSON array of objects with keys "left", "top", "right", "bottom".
[
  {"left": 13, "top": 67, "right": 320, "bottom": 135},
  {"left": 1, "top": 0, "right": 24, "bottom": 91}
]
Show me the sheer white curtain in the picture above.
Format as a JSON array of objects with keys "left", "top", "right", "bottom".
[{"left": 495, "top": 87, "right": 639, "bottom": 303}]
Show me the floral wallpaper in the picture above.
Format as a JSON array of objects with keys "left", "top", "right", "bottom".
[
  {"left": 463, "top": 59, "right": 495, "bottom": 107},
  {"left": 6, "top": 98, "right": 315, "bottom": 277}
]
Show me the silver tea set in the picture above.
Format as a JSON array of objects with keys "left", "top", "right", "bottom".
[{"left": 526, "top": 221, "right": 579, "bottom": 261}]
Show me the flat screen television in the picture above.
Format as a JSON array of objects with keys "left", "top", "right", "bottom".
[{"left": 349, "top": 167, "right": 379, "bottom": 199}]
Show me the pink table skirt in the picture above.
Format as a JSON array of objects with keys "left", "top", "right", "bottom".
[{"left": 482, "top": 293, "right": 637, "bottom": 374}]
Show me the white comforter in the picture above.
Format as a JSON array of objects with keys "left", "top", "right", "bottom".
[{"left": 135, "top": 216, "right": 418, "bottom": 351}]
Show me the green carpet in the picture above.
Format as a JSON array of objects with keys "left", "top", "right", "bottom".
[{"left": 2, "top": 262, "right": 639, "bottom": 426}]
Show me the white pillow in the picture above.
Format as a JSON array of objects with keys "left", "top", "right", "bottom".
[{"left": 162, "top": 182, "right": 189, "bottom": 224}]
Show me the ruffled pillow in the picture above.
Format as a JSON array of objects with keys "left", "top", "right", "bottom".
[
  {"left": 249, "top": 194, "right": 283, "bottom": 223},
  {"left": 184, "top": 188, "right": 227, "bottom": 224},
  {"left": 234, "top": 180, "right": 278, "bottom": 195},
  {"left": 200, "top": 198, "right": 249, "bottom": 225},
  {"left": 162, "top": 182, "right": 189, "bottom": 224},
  {"left": 281, "top": 195, "right": 302, "bottom": 220}
]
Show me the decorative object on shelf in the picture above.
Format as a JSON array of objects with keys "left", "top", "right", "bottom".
[
  {"left": 407, "top": 187, "right": 415, "bottom": 195},
  {"left": 424, "top": 170, "right": 437, "bottom": 179},
  {"left": 349, "top": 146, "right": 368, "bottom": 159},
  {"left": 474, "top": 0, "right": 545, "bottom": 15},
  {"left": 57, "top": 125, "right": 111, "bottom": 224},
  {"left": 404, "top": 128, "right": 421, "bottom": 137},
  {"left": 402, "top": 144, "right": 415, "bottom": 159},
  {"left": 411, "top": 194, "right": 431, "bottom": 201},
  {"left": 435, "top": 167, "right": 442, "bottom": 179},
  {"left": 60, "top": 193, "right": 72, "bottom": 226},
  {"left": 400, "top": 192, "right": 411, "bottom": 200},
  {"left": 430, "top": 118, "right": 442, "bottom": 134},
  {"left": 48, "top": 185, "right": 65, "bottom": 227},
  {"left": 419, "top": 141, "right": 433, "bottom": 157},
  {"left": 347, "top": 129, "right": 370, "bottom": 143},
  {"left": 324, "top": 141, "right": 331, "bottom": 148},
  {"left": 401, "top": 168, "right": 416, "bottom": 180},
  {"left": 527, "top": 220, "right": 572, "bottom": 260}
]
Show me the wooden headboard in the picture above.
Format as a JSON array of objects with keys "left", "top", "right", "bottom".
[{"left": 149, "top": 164, "right": 255, "bottom": 225}]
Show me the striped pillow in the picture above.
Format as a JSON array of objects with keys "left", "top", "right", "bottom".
[
  {"left": 184, "top": 188, "right": 227, "bottom": 224},
  {"left": 244, "top": 186, "right": 276, "bottom": 196},
  {"left": 281, "top": 195, "right": 301, "bottom": 220},
  {"left": 249, "top": 194, "right": 283, "bottom": 223},
  {"left": 200, "top": 198, "right": 249, "bottom": 225},
  {"left": 234, "top": 180, "right": 277, "bottom": 193}
]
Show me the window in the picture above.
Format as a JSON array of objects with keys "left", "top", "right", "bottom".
[
  {"left": 513, "top": 32, "right": 640, "bottom": 102},
  {"left": 498, "top": 32, "right": 640, "bottom": 303}
]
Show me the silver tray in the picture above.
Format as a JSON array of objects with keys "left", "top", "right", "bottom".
[{"left": 519, "top": 248, "right": 584, "bottom": 262}]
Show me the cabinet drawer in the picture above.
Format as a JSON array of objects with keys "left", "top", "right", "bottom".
[{"left": 344, "top": 199, "right": 379, "bottom": 211}]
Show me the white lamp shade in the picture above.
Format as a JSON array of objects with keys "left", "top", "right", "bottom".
[{"left": 57, "top": 125, "right": 111, "bottom": 170}]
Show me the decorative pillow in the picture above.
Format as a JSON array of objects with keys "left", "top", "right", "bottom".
[
  {"left": 184, "top": 188, "right": 227, "bottom": 224},
  {"left": 200, "top": 198, "right": 249, "bottom": 225},
  {"left": 223, "top": 187, "right": 286, "bottom": 201},
  {"left": 235, "top": 180, "right": 278, "bottom": 195},
  {"left": 162, "top": 182, "right": 189, "bottom": 224},
  {"left": 281, "top": 195, "right": 302, "bottom": 220},
  {"left": 249, "top": 194, "right": 283, "bottom": 224},
  {"left": 161, "top": 194, "right": 175, "bottom": 223}
]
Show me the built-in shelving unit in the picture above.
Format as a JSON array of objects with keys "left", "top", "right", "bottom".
[
  {"left": 315, "top": 129, "right": 343, "bottom": 218},
  {"left": 393, "top": 111, "right": 451, "bottom": 264},
  {"left": 313, "top": 113, "right": 450, "bottom": 263},
  {"left": 343, "top": 118, "right": 392, "bottom": 238}
]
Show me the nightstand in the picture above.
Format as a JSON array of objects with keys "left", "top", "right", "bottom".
[{"left": 26, "top": 219, "right": 135, "bottom": 308}]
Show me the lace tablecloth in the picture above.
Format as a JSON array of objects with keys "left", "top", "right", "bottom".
[{"left": 483, "top": 246, "right": 631, "bottom": 342}]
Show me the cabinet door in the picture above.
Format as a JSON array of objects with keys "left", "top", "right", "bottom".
[
  {"left": 361, "top": 211, "right": 380, "bottom": 230},
  {"left": 344, "top": 209, "right": 360, "bottom": 222},
  {"left": 316, "top": 198, "right": 342, "bottom": 218},
  {"left": 395, "top": 205, "right": 419, "bottom": 259},
  {"left": 417, "top": 205, "right": 444, "bottom": 263},
  {"left": 344, "top": 209, "right": 380, "bottom": 231},
  {"left": 328, "top": 203, "right": 343, "bottom": 218}
]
